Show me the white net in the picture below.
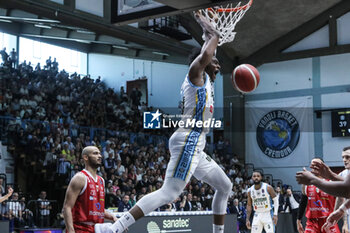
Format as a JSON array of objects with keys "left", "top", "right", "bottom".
[{"left": 201, "top": 0, "right": 252, "bottom": 46}]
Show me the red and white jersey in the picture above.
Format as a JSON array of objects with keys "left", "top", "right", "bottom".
[
  {"left": 71, "top": 169, "right": 105, "bottom": 232},
  {"left": 305, "top": 184, "right": 336, "bottom": 219}
]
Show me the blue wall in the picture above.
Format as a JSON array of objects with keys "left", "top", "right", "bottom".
[
  {"left": 88, "top": 53, "right": 224, "bottom": 114},
  {"left": 245, "top": 53, "right": 350, "bottom": 189}
]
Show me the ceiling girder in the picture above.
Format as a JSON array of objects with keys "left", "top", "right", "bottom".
[
  {"left": 241, "top": 0, "right": 350, "bottom": 66},
  {"left": 0, "top": 0, "right": 194, "bottom": 57}
]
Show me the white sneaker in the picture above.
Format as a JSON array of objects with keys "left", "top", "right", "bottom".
[{"left": 94, "top": 223, "right": 113, "bottom": 233}]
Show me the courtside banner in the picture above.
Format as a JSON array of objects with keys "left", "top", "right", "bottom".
[
  {"left": 245, "top": 96, "right": 314, "bottom": 167},
  {"left": 110, "top": 211, "right": 237, "bottom": 233}
]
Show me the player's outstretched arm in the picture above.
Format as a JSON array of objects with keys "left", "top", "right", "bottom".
[
  {"left": 296, "top": 168, "right": 350, "bottom": 198},
  {"left": 322, "top": 199, "right": 350, "bottom": 232},
  {"left": 297, "top": 185, "right": 307, "bottom": 233},
  {"left": 310, "top": 160, "right": 343, "bottom": 181},
  {"left": 189, "top": 11, "right": 219, "bottom": 87},
  {"left": 63, "top": 173, "right": 85, "bottom": 233},
  {"left": 246, "top": 191, "right": 252, "bottom": 230},
  {"left": 267, "top": 185, "right": 278, "bottom": 225}
]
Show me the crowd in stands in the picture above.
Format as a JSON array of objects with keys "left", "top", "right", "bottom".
[{"left": 0, "top": 51, "right": 292, "bottom": 232}]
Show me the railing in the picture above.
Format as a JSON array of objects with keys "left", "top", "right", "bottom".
[{"left": 26, "top": 200, "right": 60, "bottom": 228}]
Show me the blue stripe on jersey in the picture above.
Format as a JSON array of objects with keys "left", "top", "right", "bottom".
[{"left": 173, "top": 88, "right": 206, "bottom": 180}]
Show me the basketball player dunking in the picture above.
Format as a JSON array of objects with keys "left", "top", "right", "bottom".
[
  {"left": 63, "top": 146, "right": 117, "bottom": 233},
  {"left": 246, "top": 171, "right": 279, "bottom": 233},
  {"left": 108, "top": 11, "right": 232, "bottom": 233}
]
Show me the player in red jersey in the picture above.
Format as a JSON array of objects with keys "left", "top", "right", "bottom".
[
  {"left": 63, "top": 146, "right": 117, "bottom": 233},
  {"left": 297, "top": 158, "right": 340, "bottom": 233}
]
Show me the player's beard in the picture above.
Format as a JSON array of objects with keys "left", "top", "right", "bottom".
[
  {"left": 254, "top": 180, "right": 261, "bottom": 185},
  {"left": 88, "top": 156, "right": 101, "bottom": 169}
]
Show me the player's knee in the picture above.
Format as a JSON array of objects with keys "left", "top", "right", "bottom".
[
  {"left": 159, "top": 185, "right": 182, "bottom": 204},
  {"left": 220, "top": 176, "right": 232, "bottom": 194}
]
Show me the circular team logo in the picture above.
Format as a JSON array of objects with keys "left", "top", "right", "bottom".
[{"left": 256, "top": 110, "right": 300, "bottom": 158}]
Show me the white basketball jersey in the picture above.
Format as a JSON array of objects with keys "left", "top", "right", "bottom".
[
  {"left": 339, "top": 169, "right": 350, "bottom": 215},
  {"left": 180, "top": 74, "right": 214, "bottom": 135},
  {"left": 249, "top": 182, "right": 272, "bottom": 213}
]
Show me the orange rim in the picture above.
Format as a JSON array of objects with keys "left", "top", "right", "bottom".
[{"left": 208, "top": 0, "right": 253, "bottom": 13}]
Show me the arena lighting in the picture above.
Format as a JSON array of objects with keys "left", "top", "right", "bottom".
[
  {"left": 112, "top": 45, "right": 129, "bottom": 50},
  {"left": 76, "top": 30, "right": 95, "bottom": 35},
  {"left": 0, "top": 16, "right": 60, "bottom": 23},
  {"left": 152, "top": 51, "right": 170, "bottom": 56},
  {"left": 0, "top": 19, "right": 12, "bottom": 23},
  {"left": 34, "top": 24, "right": 52, "bottom": 29}
]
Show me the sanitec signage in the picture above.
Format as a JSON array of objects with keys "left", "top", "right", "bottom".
[{"left": 125, "top": 214, "right": 236, "bottom": 233}]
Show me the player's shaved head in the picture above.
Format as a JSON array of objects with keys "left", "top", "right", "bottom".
[
  {"left": 82, "top": 146, "right": 98, "bottom": 157},
  {"left": 81, "top": 146, "right": 102, "bottom": 169}
]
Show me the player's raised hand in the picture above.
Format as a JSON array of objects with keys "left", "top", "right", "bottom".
[
  {"left": 321, "top": 210, "right": 344, "bottom": 232},
  {"left": 297, "top": 219, "right": 304, "bottom": 233},
  {"left": 296, "top": 168, "right": 316, "bottom": 185},
  {"left": 310, "top": 160, "right": 332, "bottom": 179},
  {"left": 246, "top": 220, "right": 251, "bottom": 229}
]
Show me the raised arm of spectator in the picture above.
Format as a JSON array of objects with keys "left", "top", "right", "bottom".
[
  {"left": 63, "top": 173, "right": 85, "bottom": 233},
  {"left": 0, "top": 187, "right": 13, "bottom": 203}
]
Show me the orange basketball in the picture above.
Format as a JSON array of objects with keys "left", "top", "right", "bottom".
[{"left": 231, "top": 64, "right": 260, "bottom": 93}]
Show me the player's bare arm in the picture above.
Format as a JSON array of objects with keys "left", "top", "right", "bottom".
[
  {"left": 267, "top": 185, "right": 279, "bottom": 225},
  {"left": 334, "top": 197, "right": 349, "bottom": 233},
  {"left": 322, "top": 199, "right": 350, "bottom": 232},
  {"left": 246, "top": 191, "right": 252, "bottom": 229},
  {"left": 188, "top": 11, "right": 220, "bottom": 87},
  {"left": 310, "top": 160, "right": 344, "bottom": 181},
  {"left": 296, "top": 168, "right": 350, "bottom": 198},
  {"left": 63, "top": 173, "right": 85, "bottom": 233},
  {"left": 297, "top": 185, "right": 307, "bottom": 233}
]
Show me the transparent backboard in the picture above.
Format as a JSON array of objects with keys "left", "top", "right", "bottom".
[{"left": 118, "top": 0, "right": 164, "bottom": 16}]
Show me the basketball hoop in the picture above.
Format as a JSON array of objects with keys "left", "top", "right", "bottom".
[{"left": 201, "top": 0, "right": 253, "bottom": 46}]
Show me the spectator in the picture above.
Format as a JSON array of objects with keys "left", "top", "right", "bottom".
[
  {"left": 284, "top": 188, "right": 300, "bottom": 233},
  {"left": 229, "top": 199, "right": 246, "bottom": 233},
  {"left": 0, "top": 178, "right": 5, "bottom": 196},
  {"left": 37, "top": 191, "right": 51, "bottom": 227},
  {"left": 275, "top": 186, "right": 285, "bottom": 213},
  {"left": 7, "top": 192, "right": 24, "bottom": 229},
  {"left": 118, "top": 195, "right": 131, "bottom": 212},
  {"left": 20, "top": 196, "right": 35, "bottom": 228},
  {"left": 10, "top": 48, "right": 17, "bottom": 69},
  {"left": 182, "top": 193, "right": 193, "bottom": 211}
]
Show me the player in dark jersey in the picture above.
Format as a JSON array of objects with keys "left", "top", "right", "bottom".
[{"left": 63, "top": 146, "right": 117, "bottom": 233}]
